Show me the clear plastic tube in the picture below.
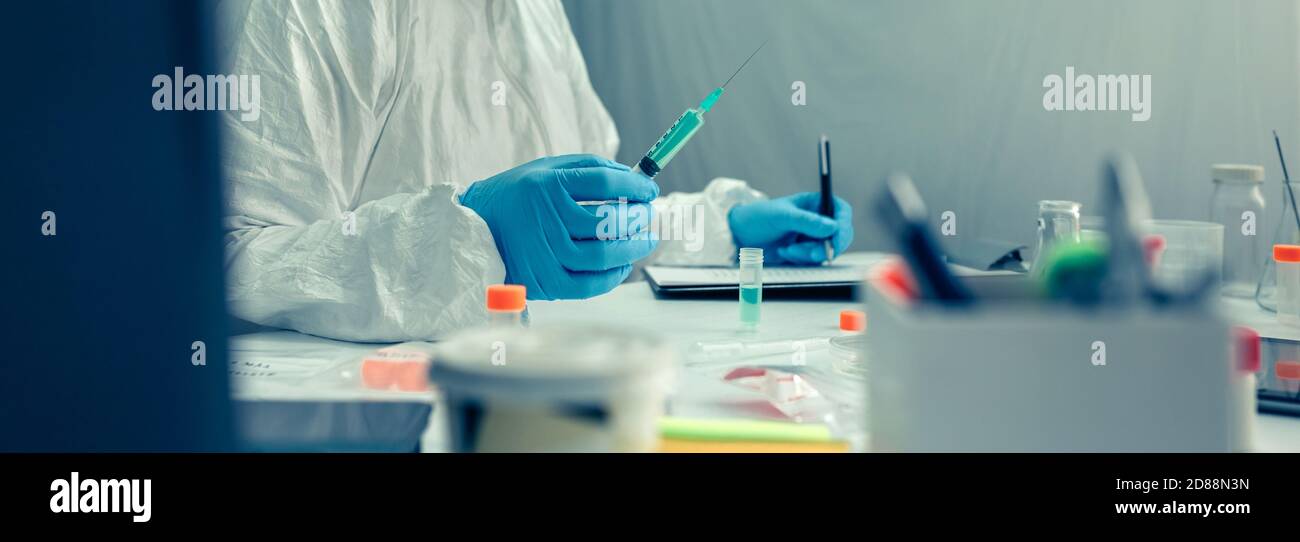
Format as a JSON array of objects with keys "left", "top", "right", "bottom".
[
  {"left": 739, "top": 248, "right": 763, "bottom": 329},
  {"left": 489, "top": 310, "right": 524, "bottom": 327},
  {"left": 688, "top": 337, "right": 830, "bottom": 364},
  {"left": 486, "top": 284, "right": 527, "bottom": 327}
]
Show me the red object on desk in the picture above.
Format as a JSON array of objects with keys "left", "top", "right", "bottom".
[
  {"left": 1276, "top": 360, "right": 1300, "bottom": 381},
  {"left": 839, "top": 309, "right": 866, "bottom": 332},
  {"left": 1234, "top": 326, "right": 1261, "bottom": 373},
  {"left": 1143, "top": 234, "right": 1166, "bottom": 268},
  {"left": 361, "top": 348, "right": 430, "bottom": 391}
]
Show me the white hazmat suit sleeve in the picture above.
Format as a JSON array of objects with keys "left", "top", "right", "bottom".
[
  {"left": 648, "top": 178, "right": 767, "bottom": 266},
  {"left": 220, "top": 2, "right": 504, "bottom": 343},
  {"left": 224, "top": 188, "right": 503, "bottom": 343}
]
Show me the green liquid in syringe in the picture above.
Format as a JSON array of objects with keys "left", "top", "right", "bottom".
[{"left": 739, "top": 285, "right": 762, "bottom": 327}]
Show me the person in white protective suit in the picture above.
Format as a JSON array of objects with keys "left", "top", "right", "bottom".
[{"left": 219, "top": 0, "right": 853, "bottom": 342}]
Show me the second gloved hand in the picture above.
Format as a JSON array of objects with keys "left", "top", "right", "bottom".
[
  {"left": 729, "top": 192, "right": 853, "bottom": 265},
  {"left": 460, "top": 154, "right": 659, "bottom": 300}
]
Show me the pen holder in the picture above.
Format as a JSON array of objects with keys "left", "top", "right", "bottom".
[{"left": 864, "top": 277, "right": 1254, "bottom": 452}]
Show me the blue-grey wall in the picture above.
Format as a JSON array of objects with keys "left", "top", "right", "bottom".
[{"left": 564, "top": 0, "right": 1300, "bottom": 251}]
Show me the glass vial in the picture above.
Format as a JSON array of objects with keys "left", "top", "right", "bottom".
[
  {"left": 486, "top": 284, "right": 527, "bottom": 326},
  {"left": 738, "top": 248, "right": 763, "bottom": 329},
  {"left": 1030, "top": 200, "right": 1082, "bottom": 278},
  {"left": 1274, "top": 245, "right": 1300, "bottom": 325},
  {"left": 1209, "top": 164, "right": 1266, "bottom": 298},
  {"left": 1257, "top": 179, "right": 1300, "bottom": 311}
]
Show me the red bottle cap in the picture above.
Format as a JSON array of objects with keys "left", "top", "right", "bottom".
[
  {"left": 839, "top": 310, "right": 866, "bottom": 332},
  {"left": 1233, "top": 326, "right": 1260, "bottom": 373},
  {"left": 1277, "top": 361, "right": 1300, "bottom": 381},
  {"left": 1274, "top": 244, "right": 1300, "bottom": 263},
  {"left": 487, "top": 284, "right": 526, "bottom": 311}
]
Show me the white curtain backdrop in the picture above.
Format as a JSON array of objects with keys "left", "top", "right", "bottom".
[{"left": 563, "top": 0, "right": 1300, "bottom": 251}]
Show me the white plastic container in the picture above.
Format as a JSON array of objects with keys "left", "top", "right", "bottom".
[
  {"left": 429, "top": 323, "right": 674, "bottom": 452},
  {"left": 864, "top": 277, "right": 1251, "bottom": 452},
  {"left": 1274, "top": 244, "right": 1300, "bottom": 326}
]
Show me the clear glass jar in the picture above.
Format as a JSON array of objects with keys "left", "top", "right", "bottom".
[
  {"left": 1210, "top": 165, "right": 1266, "bottom": 298},
  {"left": 1030, "top": 200, "right": 1082, "bottom": 278}
]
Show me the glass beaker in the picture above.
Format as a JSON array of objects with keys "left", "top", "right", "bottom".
[
  {"left": 1144, "top": 219, "right": 1224, "bottom": 293},
  {"left": 1030, "top": 200, "right": 1082, "bottom": 278},
  {"left": 1256, "top": 181, "right": 1300, "bottom": 311}
]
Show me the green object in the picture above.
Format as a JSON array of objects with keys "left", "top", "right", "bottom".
[
  {"left": 644, "top": 102, "right": 708, "bottom": 169},
  {"left": 740, "top": 285, "right": 762, "bottom": 326},
  {"left": 659, "top": 417, "right": 836, "bottom": 443},
  {"left": 633, "top": 43, "right": 764, "bottom": 178},
  {"left": 698, "top": 87, "right": 724, "bottom": 112},
  {"left": 1039, "top": 239, "right": 1109, "bottom": 303},
  {"left": 642, "top": 87, "right": 725, "bottom": 168}
]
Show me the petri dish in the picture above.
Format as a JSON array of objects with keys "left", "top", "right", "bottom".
[{"left": 829, "top": 334, "right": 867, "bottom": 377}]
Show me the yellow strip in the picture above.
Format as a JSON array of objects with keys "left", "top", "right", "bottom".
[{"left": 657, "top": 437, "right": 848, "bottom": 453}]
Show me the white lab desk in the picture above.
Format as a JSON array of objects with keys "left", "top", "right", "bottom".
[
  {"left": 232, "top": 258, "right": 1300, "bottom": 451},
  {"left": 532, "top": 279, "right": 1300, "bottom": 452},
  {"left": 532, "top": 279, "right": 861, "bottom": 420}
]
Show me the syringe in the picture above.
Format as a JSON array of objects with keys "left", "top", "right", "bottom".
[{"left": 631, "top": 42, "right": 765, "bottom": 179}]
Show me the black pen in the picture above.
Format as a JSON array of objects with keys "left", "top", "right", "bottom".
[{"left": 818, "top": 135, "right": 835, "bottom": 264}]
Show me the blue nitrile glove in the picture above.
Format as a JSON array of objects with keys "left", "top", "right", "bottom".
[
  {"left": 728, "top": 192, "right": 853, "bottom": 265},
  {"left": 460, "top": 154, "right": 659, "bottom": 300}
]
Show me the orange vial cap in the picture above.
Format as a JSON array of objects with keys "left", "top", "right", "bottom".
[
  {"left": 840, "top": 310, "right": 866, "bottom": 332},
  {"left": 487, "top": 284, "right": 527, "bottom": 312},
  {"left": 1275, "top": 244, "right": 1300, "bottom": 263}
]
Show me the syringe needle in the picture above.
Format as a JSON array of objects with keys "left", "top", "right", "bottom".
[
  {"left": 636, "top": 41, "right": 768, "bottom": 178},
  {"left": 721, "top": 41, "right": 767, "bottom": 89}
]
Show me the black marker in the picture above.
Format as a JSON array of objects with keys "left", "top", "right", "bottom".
[{"left": 818, "top": 135, "right": 835, "bottom": 264}]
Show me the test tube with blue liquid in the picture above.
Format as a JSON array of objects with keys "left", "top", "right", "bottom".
[{"left": 739, "top": 248, "right": 763, "bottom": 329}]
